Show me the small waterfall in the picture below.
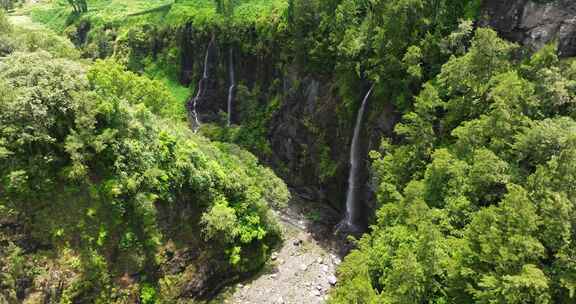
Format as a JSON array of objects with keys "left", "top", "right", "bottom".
[
  {"left": 190, "top": 37, "right": 213, "bottom": 133},
  {"left": 227, "top": 48, "right": 235, "bottom": 127},
  {"left": 345, "top": 84, "right": 374, "bottom": 228}
]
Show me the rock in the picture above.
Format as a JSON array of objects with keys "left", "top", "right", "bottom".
[
  {"left": 270, "top": 274, "right": 277, "bottom": 279},
  {"left": 480, "top": 0, "right": 576, "bottom": 57},
  {"left": 271, "top": 252, "right": 278, "bottom": 260},
  {"left": 321, "top": 265, "right": 329, "bottom": 273},
  {"left": 313, "top": 289, "right": 321, "bottom": 297},
  {"left": 331, "top": 254, "right": 341, "bottom": 265},
  {"left": 316, "top": 257, "right": 323, "bottom": 264},
  {"left": 316, "top": 285, "right": 323, "bottom": 291},
  {"left": 300, "top": 264, "right": 308, "bottom": 271},
  {"left": 293, "top": 239, "right": 303, "bottom": 246},
  {"left": 328, "top": 275, "right": 338, "bottom": 286},
  {"left": 180, "top": 259, "right": 232, "bottom": 299}
]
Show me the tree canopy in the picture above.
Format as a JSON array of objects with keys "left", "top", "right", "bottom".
[
  {"left": 329, "top": 28, "right": 576, "bottom": 304},
  {"left": 0, "top": 11, "right": 288, "bottom": 302}
]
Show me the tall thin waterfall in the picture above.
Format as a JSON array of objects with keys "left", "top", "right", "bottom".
[
  {"left": 227, "top": 48, "right": 235, "bottom": 127},
  {"left": 190, "top": 38, "right": 213, "bottom": 133},
  {"left": 345, "top": 84, "right": 374, "bottom": 228}
]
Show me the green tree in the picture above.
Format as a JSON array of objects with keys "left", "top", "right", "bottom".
[
  {"left": 67, "top": 0, "right": 87, "bottom": 13},
  {"left": 458, "top": 185, "right": 549, "bottom": 303},
  {"left": 215, "top": 0, "right": 236, "bottom": 18},
  {"left": 0, "top": 48, "right": 287, "bottom": 301},
  {"left": 331, "top": 28, "right": 576, "bottom": 304}
]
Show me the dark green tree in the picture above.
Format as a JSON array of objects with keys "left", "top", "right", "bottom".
[
  {"left": 330, "top": 28, "right": 576, "bottom": 304},
  {"left": 67, "top": 0, "right": 87, "bottom": 13}
]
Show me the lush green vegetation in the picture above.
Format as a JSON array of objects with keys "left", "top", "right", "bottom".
[
  {"left": 329, "top": 27, "right": 576, "bottom": 304},
  {"left": 0, "top": 8, "right": 288, "bottom": 303},
  {"left": 7, "top": 0, "right": 576, "bottom": 302}
]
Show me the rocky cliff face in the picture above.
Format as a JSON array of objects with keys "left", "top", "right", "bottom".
[
  {"left": 183, "top": 0, "right": 576, "bottom": 223},
  {"left": 181, "top": 36, "right": 398, "bottom": 217},
  {"left": 170, "top": 0, "right": 576, "bottom": 225},
  {"left": 92, "top": 0, "right": 576, "bottom": 229},
  {"left": 481, "top": 0, "right": 576, "bottom": 57},
  {"left": 172, "top": 28, "right": 401, "bottom": 221}
]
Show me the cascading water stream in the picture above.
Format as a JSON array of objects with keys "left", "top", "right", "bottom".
[
  {"left": 344, "top": 84, "right": 374, "bottom": 228},
  {"left": 190, "top": 37, "right": 213, "bottom": 133},
  {"left": 227, "top": 48, "right": 235, "bottom": 127}
]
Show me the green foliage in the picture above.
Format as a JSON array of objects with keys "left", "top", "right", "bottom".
[
  {"left": 0, "top": 21, "right": 287, "bottom": 301},
  {"left": 330, "top": 28, "right": 576, "bottom": 304},
  {"left": 18, "top": 1, "right": 576, "bottom": 303},
  {"left": 67, "top": 0, "right": 88, "bottom": 13},
  {"left": 0, "top": 13, "right": 78, "bottom": 58},
  {"left": 142, "top": 53, "right": 190, "bottom": 116},
  {"left": 30, "top": 4, "right": 71, "bottom": 32},
  {"left": 88, "top": 59, "right": 182, "bottom": 118},
  {"left": 215, "top": 0, "right": 237, "bottom": 18},
  {"left": 0, "top": 0, "right": 23, "bottom": 11},
  {"left": 0, "top": 9, "right": 10, "bottom": 33},
  {"left": 201, "top": 85, "right": 280, "bottom": 159},
  {"left": 140, "top": 283, "right": 157, "bottom": 304},
  {"left": 166, "top": 0, "right": 287, "bottom": 29}
]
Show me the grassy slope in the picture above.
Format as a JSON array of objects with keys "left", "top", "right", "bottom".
[
  {"left": 29, "top": 1, "right": 186, "bottom": 106},
  {"left": 31, "top": 0, "right": 173, "bottom": 30},
  {"left": 31, "top": 0, "right": 288, "bottom": 31},
  {"left": 166, "top": 0, "right": 287, "bottom": 27},
  {"left": 30, "top": 0, "right": 286, "bottom": 114}
]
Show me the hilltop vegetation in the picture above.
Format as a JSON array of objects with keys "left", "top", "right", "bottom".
[{"left": 31, "top": 0, "right": 287, "bottom": 30}]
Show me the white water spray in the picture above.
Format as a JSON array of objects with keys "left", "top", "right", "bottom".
[
  {"left": 190, "top": 38, "right": 213, "bottom": 133},
  {"left": 227, "top": 48, "right": 235, "bottom": 127},
  {"left": 344, "top": 84, "right": 374, "bottom": 228}
]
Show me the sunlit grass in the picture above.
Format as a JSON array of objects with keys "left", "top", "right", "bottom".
[
  {"left": 167, "top": 0, "right": 287, "bottom": 27},
  {"left": 31, "top": 0, "right": 288, "bottom": 30},
  {"left": 31, "top": 0, "right": 172, "bottom": 31}
]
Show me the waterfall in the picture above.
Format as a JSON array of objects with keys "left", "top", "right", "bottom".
[
  {"left": 190, "top": 38, "right": 213, "bottom": 133},
  {"left": 345, "top": 84, "right": 374, "bottom": 228},
  {"left": 227, "top": 48, "right": 235, "bottom": 127}
]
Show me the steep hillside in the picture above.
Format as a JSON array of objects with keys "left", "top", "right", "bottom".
[
  {"left": 28, "top": 0, "right": 482, "bottom": 225},
  {"left": 4, "top": 0, "right": 576, "bottom": 303},
  {"left": 0, "top": 8, "right": 289, "bottom": 303}
]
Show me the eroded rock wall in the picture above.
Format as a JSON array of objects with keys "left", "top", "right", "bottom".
[
  {"left": 481, "top": 0, "right": 576, "bottom": 57},
  {"left": 177, "top": 33, "right": 398, "bottom": 217}
]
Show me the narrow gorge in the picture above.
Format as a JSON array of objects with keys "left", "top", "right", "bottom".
[{"left": 2, "top": 0, "right": 576, "bottom": 303}]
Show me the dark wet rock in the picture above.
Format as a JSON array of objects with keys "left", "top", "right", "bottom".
[
  {"left": 179, "top": 259, "right": 233, "bottom": 300},
  {"left": 173, "top": 21, "right": 401, "bottom": 228},
  {"left": 160, "top": 247, "right": 201, "bottom": 275},
  {"left": 481, "top": 0, "right": 576, "bottom": 57},
  {"left": 75, "top": 19, "right": 91, "bottom": 46}
]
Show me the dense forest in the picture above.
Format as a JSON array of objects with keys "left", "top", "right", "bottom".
[{"left": 1, "top": 0, "right": 576, "bottom": 303}]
